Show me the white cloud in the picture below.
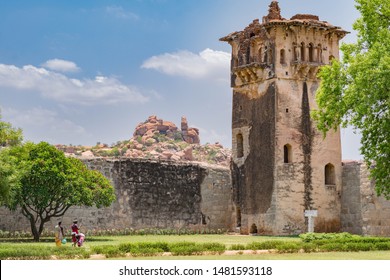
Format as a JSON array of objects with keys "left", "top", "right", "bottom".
[
  {"left": 196, "top": 125, "right": 230, "bottom": 147},
  {"left": 141, "top": 48, "right": 230, "bottom": 80},
  {"left": 42, "top": 59, "right": 80, "bottom": 73},
  {"left": 0, "top": 63, "right": 149, "bottom": 105},
  {"left": 105, "top": 6, "right": 139, "bottom": 20},
  {"left": 1, "top": 107, "right": 89, "bottom": 144}
]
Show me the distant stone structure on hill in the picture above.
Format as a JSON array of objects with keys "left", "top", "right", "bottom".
[{"left": 55, "top": 115, "right": 230, "bottom": 166}]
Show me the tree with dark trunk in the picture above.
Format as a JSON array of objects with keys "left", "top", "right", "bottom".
[{"left": 0, "top": 142, "right": 115, "bottom": 241}]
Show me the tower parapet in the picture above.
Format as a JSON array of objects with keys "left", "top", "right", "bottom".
[{"left": 220, "top": 1, "right": 348, "bottom": 87}]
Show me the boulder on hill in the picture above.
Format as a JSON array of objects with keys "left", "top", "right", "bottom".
[
  {"left": 181, "top": 116, "right": 200, "bottom": 144},
  {"left": 133, "top": 115, "right": 200, "bottom": 145},
  {"left": 133, "top": 115, "right": 178, "bottom": 139}
]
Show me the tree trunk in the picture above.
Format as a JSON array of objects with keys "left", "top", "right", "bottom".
[
  {"left": 23, "top": 206, "right": 43, "bottom": 241},
  {"left": 29, "top": 218, "right": 40, "bottom": 241}
]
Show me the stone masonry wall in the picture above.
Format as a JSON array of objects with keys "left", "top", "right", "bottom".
[
  {"left": 341, "top": 161, "right": 390, "bottom": 236},
  {"left": 2, "top": 157, "right": 390, "bottom": 236},
  {"left": 341, "top": 161, "right": 363, "bottom": 234},
  {"left": 0, "top": 158, "right": 233, "bottom": 233}
]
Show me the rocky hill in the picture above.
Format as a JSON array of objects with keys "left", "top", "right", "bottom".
[{"left": 57, "top": 115, "right": 231, "bottom": 166}]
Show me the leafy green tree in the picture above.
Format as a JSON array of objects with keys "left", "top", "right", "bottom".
[
  {"left": 0, "top": 113, "right": 23, "bottom": 147},
  {"left": 0, "top": 145, "right": 24, "bottom": 205},
  {"left": 0, "top": 114, "right": 23, "bottom": 204},
  {"left": 1, "top": 142, "right": 116, "bottom": 241},
  {"left": 313, "top": 0, "right": 390, "bottom": 198}
]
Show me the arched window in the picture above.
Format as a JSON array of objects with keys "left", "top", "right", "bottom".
[
  {"left": 325, "top": 163, "right": 336, "bottom": 185},
  {"left": 293, "top": 43, "right": 298, "bottom": 61},
  {"left": 308, "top": 43, "right": 315, "bottom": 62},
  {"left": 264, "top": 46, "right": 268, "bottom": 64},
  {"left": 283, "top": 144, "right": 292, "bottom": 163},
  {"left": 268, "top": 49, "right": 273, "bottom": 64},
  {"left": 317, "top": 44, "right": 322, "bottom": 62},
  {"left": 246, "top": 46, "right": 251, "bottom": 64},
  {"left": 300, "top": 42, "right": 305, "bottom": 61},
  {"left": 280, "top": 49, "right": 286, "bottom": 64},
  {"left": 236, "top": 133, "right": 244, "bottom": 158},
  {"left": 258, "top": 47, "right": 263, "bottom": 63}
]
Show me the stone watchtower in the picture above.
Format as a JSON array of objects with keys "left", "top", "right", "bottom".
[{"left": 220, "top": 1, "right": 348, "bottom": 235}]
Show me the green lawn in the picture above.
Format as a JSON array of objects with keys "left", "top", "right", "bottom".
[
  {"left": 83, "top": 234, "right": 300, "bottom": 247},
  {"left": 1, "top": 234, "right": 390, "bottom": 260}
]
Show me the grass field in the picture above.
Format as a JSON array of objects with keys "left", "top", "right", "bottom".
[{"left": 1, "top": 234, "right": 390, "bottom": 260}]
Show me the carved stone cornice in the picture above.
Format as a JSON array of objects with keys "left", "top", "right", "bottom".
[
  {"left": 232, "top": 63, "right": 274, "bottom": 88},
  {"left": 291, "top": 61, "right": 323, "bottom": 80}
]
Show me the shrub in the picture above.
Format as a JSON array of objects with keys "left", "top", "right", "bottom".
[
  {"left": 119, "top": 242, "right": 169, "bottom": 256},
  {"left": 173, "top": 132, "right": 183, "bottom": 141},
  {"left": 0, "top": 244, "right": 90, "bottom": 260},
  {"left": 319, "top": 243, "right": 347, "bottom": 252},
  {"left": 207, "top": 149, "right": 218, "bottom": 160},
  {"left": 246, "top": 241, "right": 285, "bottom": 250},
  {"left": 301, "top": 243, "right": 317, "bottom": 253},
  {"left": 130, "top": 247, "right": 164, "bottom": 257},
  {"left": 200, "top": 243, "right": 225, "bottom": 254},
  {"left": 0, "top": 230, "right": 32, "bottom": 238},
  {"left": 230, "top": 244, "right": 246, "bottom": 251},
  {"left": 136, "top": 242, "right": 170, "bottom": 252},
  {"left": 91, "top": 245, "right": 120, "bottom": 256},
  {"left": 53, "top": 246, "right": 90, "bottom": 259},
  {"left": 299, "top": 232, "right": 357, "bottom": 242},
  {"left": 168, "top": 242, "right": 202, "bottom": 256},
  {"left": 276, "top": 242, "right": 301, "bottom": 253},
  {"left": 118, "top": 243, "right": 134, "bottom": 253},
  {"left": 374, "top": 242, "right": 390, "bottom": 250},
  {"left": 0, "top": 246, "right": 51, "bottom": 260},
  {"left": 344, "top": 242, "right": 374, "bottom": 252}
]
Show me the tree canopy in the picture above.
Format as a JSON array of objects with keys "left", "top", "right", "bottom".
[
  {"left": 0, "top": 142, "right": 116, "bottom": 240},
  {"left": 0, "top": 113, "right": 23, "bottom": 147},
  {"left": 0, "top": 114, "right": 23, "bottom": 204},
  {"left": 313, "top": 0, "right": 390, "bottom": 198}
]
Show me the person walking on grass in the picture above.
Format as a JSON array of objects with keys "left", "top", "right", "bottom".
[
  {"left": 54, "top": 221, "right": 64, "bottom": 247},
  {"left": 71, "top": 219, "right": 80, "bottom": 246}
]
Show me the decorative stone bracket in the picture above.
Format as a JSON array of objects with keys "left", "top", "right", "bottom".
[
  {"left": 233, "top": 63, "right": 273, "bottom": 87},
  {"left": 291, "top": 61, "right": 323, "bottom": 80}
]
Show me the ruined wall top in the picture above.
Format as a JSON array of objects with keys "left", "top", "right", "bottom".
[
  {"left": 264, "top": 1, "right": 283, "bottom": 22},
  {"left": 220, "top": 1, "right": 347, "bottom": 43},
  {"left": 290, "top": 14, "right": 320, "bottom": 21}
]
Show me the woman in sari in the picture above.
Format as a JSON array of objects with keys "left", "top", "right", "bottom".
[{"left": 54, "top": 221, "right": 64, "bottom": 246}]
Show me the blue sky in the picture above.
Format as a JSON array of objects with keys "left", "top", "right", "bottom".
[{"left": 0, "top": 0, "right": 362, "bottom": 159}]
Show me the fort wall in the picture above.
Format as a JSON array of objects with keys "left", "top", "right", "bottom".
[
  {"left": 1, "top": 158, "right": 390, "bottom": 236},
  {"left": 0, "top": 158, "right": 234, "bottom": 233}
]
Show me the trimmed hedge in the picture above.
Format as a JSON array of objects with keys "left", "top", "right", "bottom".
[
  {"left": 91, "top": 241, "right": 226, "bottom": 257},
  {"left": 2, "top": 233, "right": 390, "bottom": 259},
  {"left": 0, "top": 244, "right": 90, "bottom": 260},
  {"left": 245, "top": 240, "right": 286, "bottom": 250}
]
